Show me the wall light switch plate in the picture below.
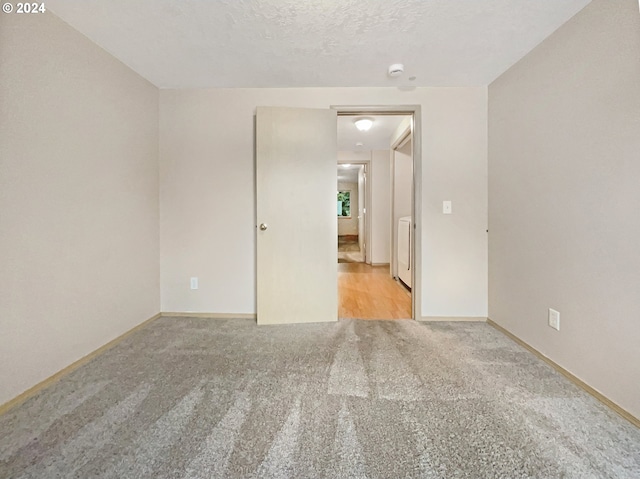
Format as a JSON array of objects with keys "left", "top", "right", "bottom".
[
  {"left": 548, "top": 308, "right": 560, "bottom": 331},
  {"left": 190, "top": 277, "right": 199, "bottom": 290},
  {"left": 443, "top": 201, "right": 452, "bottom": 214}
]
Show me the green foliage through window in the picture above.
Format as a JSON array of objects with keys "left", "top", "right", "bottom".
[{"left": 337, "top": 191, "right": 351, "bottom": 217}]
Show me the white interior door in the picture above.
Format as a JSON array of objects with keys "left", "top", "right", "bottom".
[{"left": 256, "top": 107, "right": 338, "bottom": 325}]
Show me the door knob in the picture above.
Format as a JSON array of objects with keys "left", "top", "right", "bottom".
[{"left": 260, "top": 223, "right": 268, "bottom": 231}]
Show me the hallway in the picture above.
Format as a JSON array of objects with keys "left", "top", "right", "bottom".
[
  {"left": 337, "top": 237, "right": 364, "bottom": 263},
  {"left": 338, "top": 263, "right": 412, "bottom": 319}
]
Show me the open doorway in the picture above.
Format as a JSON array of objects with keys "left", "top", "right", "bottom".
[
  {"left": 255, "top": 105, "right": 421, "bottom": 325},
  {"left": 335, "top": 111, "right": 417, "bottom": 320},
  {"left": 337, "top": 163, "right": 366, "bottom": 264}
]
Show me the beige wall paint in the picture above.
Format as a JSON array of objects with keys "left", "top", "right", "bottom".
[
  {"left": 160, "top": 87, "right": 487, "bottom": 317},
  {"left": 0, "top": 13, "right": 160, "bottom": 405},
  {"left": 338, "top": 181, "right": 359, "bottom": 236},
  {"left": 489, "top": 0, "right": 640, "bottom": 418}
]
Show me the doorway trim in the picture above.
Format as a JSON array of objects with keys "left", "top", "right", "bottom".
[
  {"left": 332, "top": 105, "right": 422, "bottom": 321},
  {"left": 337, "top": 160, "right": 370, "bottom": 264},
  {"left": 390, "top": 122, "right": 412, "bottom": 280}
]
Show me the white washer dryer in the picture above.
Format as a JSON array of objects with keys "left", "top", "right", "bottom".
[{"left": 397, "top": 216, "right": 412, "bottom": 289}]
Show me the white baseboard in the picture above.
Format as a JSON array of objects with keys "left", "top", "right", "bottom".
[
  {"left": 419, "top": 316, "right": 487, "bottom": 322},
  {"left": 161, "top": 312, "right": 257, "bottom": 320},
  {"left": 0, "top": 312, "right": 162, "bottom": 416},
  {"left": 487, "top": 318, "right": 639, "bottom": 428}
]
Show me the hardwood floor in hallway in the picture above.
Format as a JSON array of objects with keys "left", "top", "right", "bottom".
[{"left": 338, "top": 263, "right": 412, "bottom": 319}]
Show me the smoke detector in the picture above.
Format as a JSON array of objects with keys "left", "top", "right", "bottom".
[{"left": 388, "top": 63, "right": 404, "bottom": 77}]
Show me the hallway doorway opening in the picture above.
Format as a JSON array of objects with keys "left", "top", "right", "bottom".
[{"left": 335, "top": 109, "right": 420, "bottom": 320}]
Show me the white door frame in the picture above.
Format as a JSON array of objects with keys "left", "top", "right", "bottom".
[
  {"left": 390, "top": 124, "right": 412, "bottom": 280},
  {"left": 332, "top": 105, "right": 422, "bottom": 321},
  {"left": 337, "top": 159, "right": 370, "bottom": 264}
]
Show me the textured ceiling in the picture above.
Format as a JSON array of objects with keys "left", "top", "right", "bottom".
[
  {"left": 338, "top": 115, "right": 409, "bottom": 151},
  {"left": 47, "top": 0, "right": 591, "bottom": 88}
]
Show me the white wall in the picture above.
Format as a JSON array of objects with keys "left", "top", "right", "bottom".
[
  {"left": 370, "top": 150, "right": 392, "bottom": 265},
  {"left": 489, "top": 0, "right": 640, "bottom": 418},
  {"left": 160, "top": 87, "right": 487, "bottom": 318},
  {"left": 0, "top": 13, "right": 160, "bottom": 405},
  {"left": 390, "top": 117, "right": 412, "bottom": 147},
  {"left": 337, "top": 181, "right": 359, "bottom": 235}
]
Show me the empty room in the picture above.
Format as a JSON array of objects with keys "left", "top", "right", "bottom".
[{"left": 1, "top": 1, "right": 639, "bottom": 478}]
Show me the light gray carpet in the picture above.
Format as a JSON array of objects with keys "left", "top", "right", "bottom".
[{"left": 1, "top": 318, "right": 638, "bottom": 478}]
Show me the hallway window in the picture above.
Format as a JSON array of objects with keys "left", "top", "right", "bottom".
[{"left": 337, "top": 191, "right": 351, "bottom": 217}]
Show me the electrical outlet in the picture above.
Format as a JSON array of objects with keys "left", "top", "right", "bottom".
[
  {"left": 190, "top": 277, "right": 199, "bottom": 290},
  {"left": 548, "top": 308, "right": 560, "bottom": 331}
]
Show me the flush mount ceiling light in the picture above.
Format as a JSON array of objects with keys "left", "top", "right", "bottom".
[
  {"left": 354, "top": 118, "right": 374, "bottom": 131},
  {"left": 355, "top": 142, "right": 364, "bottom": 147},
  {"left": 388, "top": 63, "right": 404, "bottom": 77},
  {"left": 341, "top": 164, "right": 351, "bottom": 168}
]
